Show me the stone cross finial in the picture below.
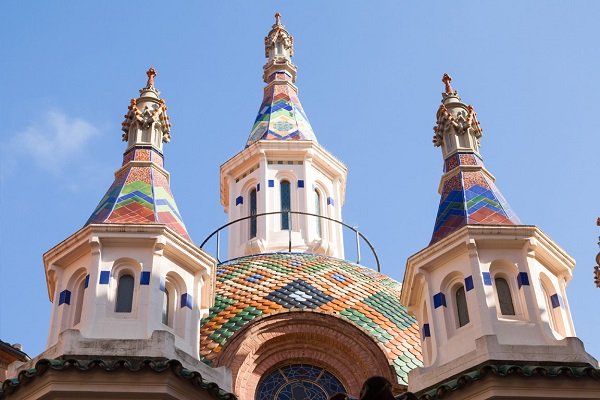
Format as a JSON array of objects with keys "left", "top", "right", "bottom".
[
  {"left": 442, "top": 73, "right": 454, "bottom": 94},
  {"left": 275, "top": 12, "right": 281, "bottom": 25},
  {"left": 146, "top": 67, "right": 157, "bottom": 87}
]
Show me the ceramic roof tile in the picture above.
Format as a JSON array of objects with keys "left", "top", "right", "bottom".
[{"left": 200, "top": 252, "right": 422, "bottom": 385}]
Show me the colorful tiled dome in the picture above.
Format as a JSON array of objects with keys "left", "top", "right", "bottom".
[{"left": 200, "top": 252, "right": 422, "bottom": 385}]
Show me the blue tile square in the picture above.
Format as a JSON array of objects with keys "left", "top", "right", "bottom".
[
  {"left": 236, "top": 196, "right": 243, "bottom": 205},
  {"left": 423, "top": 323, "right": 431, "bottom": 338},
  {"left": 84, "top": 274, "right": 90, "bottom": 289},
  {"left": 482, "top": 272, "right": 492, "bottom": 286},
  {"left": 99, "top": 271, "right": 110, "bottom": 285},
  {"left": 298, "top": 180, "right": 304, "bottom": 188},
  {"left": 59, "top": 290, "right": 71, "bottom": 306},
  {"left": 327, "top": 197, "right": 335, "bottom": 206},
  {"left": 518, "top": 272, "right": 530, "bottom": 288},
  {"left": 268, "top": 180, "right": 275, "bottom": 188},
  {"left": 464, "top": 275, "right": 474, "bottom": 291},
  {"left": 433, "top": 292, "right": 446, "bottom": 308},
  {"left": 140, "top": 271, "right": 151, "bottom": 285},
  {"left": 181, "top": 293, "right": 193, "bottom": 309},
  {"left": 550, "top": 293, "right": 560, "bottom": 308}
]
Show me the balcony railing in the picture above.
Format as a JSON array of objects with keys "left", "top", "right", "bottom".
[{"left": 200, "top": 211, "right": 381, "bottom": 272}]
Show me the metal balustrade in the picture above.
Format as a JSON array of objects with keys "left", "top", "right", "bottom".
[{"left": 200, "top": 211, "right": 381, "bottom": 272}]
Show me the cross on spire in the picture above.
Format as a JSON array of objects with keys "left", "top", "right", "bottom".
[
  {"left": 442, "top": 73, "right": 454, "bottom": 94},
  {"left": 146, "top": 67, "right": 157, "bottom": 87}
]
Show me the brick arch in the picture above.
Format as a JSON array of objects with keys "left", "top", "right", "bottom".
[{"left": 214, "top": 310, "right": 400, "bottom": 399}]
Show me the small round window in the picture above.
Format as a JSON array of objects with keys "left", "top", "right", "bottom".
[{"left": 256, "top": 364, "right": 346, "bottom": 400}]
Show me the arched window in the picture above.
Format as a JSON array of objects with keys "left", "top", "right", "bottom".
[
  {"left": 495, "top": 277, "right": 515, "bottom": 315},
  {"left": 73, "top": 278, "right": 86, "bottom": 325},
  {"left": 455, "top": 285, "right": 469, "bottom": 327},
  {"left": 249, "top": 188, "right": 257, "bottom": 238},
  {"left": 115, "top": 274, "right": 134, "bottom": 313},
  {"left": 280, "top": 180, "right": 291, "bottom": 230},
  {"left": 256, "top": 364, "right": 346, "bottom": 400},
  {"left": 162, "top": 287, "right": 170, "bottom": 326},
  {"left": 314, "top": 189, "right": 322, "bottom": 237}
]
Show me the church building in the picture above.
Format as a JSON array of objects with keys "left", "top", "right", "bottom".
[{"left": 1, "top": 13, "right": 598, "bottom": 400}]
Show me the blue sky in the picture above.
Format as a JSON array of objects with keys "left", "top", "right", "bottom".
[{"left": 1, "top": 2, "right": 599, "bottom": 361}]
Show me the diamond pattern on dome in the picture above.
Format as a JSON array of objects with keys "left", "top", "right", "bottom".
[
  {"left": 200, "top": 252, "right": 422, "bottom": 385},
  {"left": 266, "top": 279, "right": 334, "bottom": 309}
]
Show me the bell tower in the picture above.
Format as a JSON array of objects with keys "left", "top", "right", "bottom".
[
  {"left": 220, "top": 14, "right": 347, "bottom": 259},
  {"left": 401, "top": 75, "right": 597, "bottom": 395},
  {"left": 41, "top": 70, "right": 223, "bottom": 383}
]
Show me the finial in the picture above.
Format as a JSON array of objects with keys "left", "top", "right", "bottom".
[
  {"left": 275, "top": 12, "right": 282, "bottom": 25},
  {"left": 442, "top": 73, "right": 454, "bottom": 94},
  {"left": 146, "top": 67, "right": 157, "bottom": 87}
]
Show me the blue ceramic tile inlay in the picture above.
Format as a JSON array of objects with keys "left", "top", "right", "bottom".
[
  {"left": 217, "top": 269, "right": 227, "bottom": 276},
  {"left": 84, "top": 274, "right": 90, "bottom": 289},
  {"left": 236, "top": 196, "right": 243, "bottom": 206},
  {"left": 327, "top": 197, "right": 335, "bottom": 206},
  {"left": 268, "top": 180, "right": 275, "bottom": 188},
  {"left": 59, "top": 289, "right": 71, "bottom": 306},
  {"left": 140, "top": 271, "right": 151, "bottom": 285},
  {"left": 423, "top": 323, "right": 431, "bottom": 338},
  {"left": 266, "top": 279, "right": 333, "bottom": 309},
  {"left": 246, "top": 273, "right": 265, "bottom": 283},
  {"left": 99, "top": 271, "right": 110, "bottom": 285},
  {"left": 464, "top": 275, "right": 474, "bottom": 291},
  {"left": 550, "top": 293, "right": 560, "bottom": 308},
  {"left": 298, "top": 180, "right": 304, "bottom": 188},
  {"left": 181, "top": 293, "right": 193, "bottom": 309},
  {"left": 331, "top": 273, "right": 346, "bottom": 283},
  {"left": 518, "top": 272, "right": 530, "bottom": 289},
  {"left": 433, "top": 292, "right": 446, "bottom": 309},
  {"left": 482, "top": 272, "right": 492, "bottom": 286}
]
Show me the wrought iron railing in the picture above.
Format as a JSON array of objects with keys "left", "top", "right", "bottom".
[{"left": 200, "top": 211, "right": 381, "bottom": 272}]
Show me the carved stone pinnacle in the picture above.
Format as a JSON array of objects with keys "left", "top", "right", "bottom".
[{"left": 146, "top": 67, "right": 157, "bottom": 87}]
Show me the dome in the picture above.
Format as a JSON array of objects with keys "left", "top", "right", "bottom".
[{"left": 200, "top": 252, "right": 422, "bottom": 385}]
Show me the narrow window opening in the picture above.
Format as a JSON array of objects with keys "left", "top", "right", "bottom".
[
  {"left": 162, "top": 288, "right": 170, "bottom": 326},
  {"left": 280, "top": 180, "right": 291, "bottom": 230},
  {"left": 495, "top": 277, "right": 515, "bottom": 315},
  {"left": 276, "top": 41, "right": 283, "bottom": 55},
  {"left": 455, "top": 285, "right": 470, "bottom": 327},
  {"left": 249, "top": 188, "right": 257, "bottom": 238},
  {"left": 115, "top": 274, "right": 134, "bottom": 313},
  {"left": 73, "top": 279, "right": 85, "bottom": 326},
  {"left": 314, "top": 189, "right": 322, "bottom": 237}
]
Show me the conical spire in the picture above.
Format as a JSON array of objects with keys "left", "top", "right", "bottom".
[
  {"left": 246, "top": 13, "right": 317, "bottom": 146},
  {"left": 430, "top": 74, "right": 520, "bottom": 244},
  {"left": 86, "top": 68, "right": 191, "bottom": 241}
]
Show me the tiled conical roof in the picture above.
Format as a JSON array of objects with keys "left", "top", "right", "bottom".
[
  {"left": 246, "top": 14, "right": 317, "bottom": 146},
  {"left": 430, "top": 75, "right": 520, "bottom": 244},
  {"left": 85, "top": 69, "right": 190, "bottom": 241},
  {"left": 200, "top": 253, "right": 422, "bottom": 384}
]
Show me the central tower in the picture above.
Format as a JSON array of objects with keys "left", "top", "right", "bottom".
[{"left": 220, "top": 13, "right": 347, "bottom": 259}]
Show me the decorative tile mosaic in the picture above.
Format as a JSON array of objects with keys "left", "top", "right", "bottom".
[
  {"left": 431, "top": 155, "right": 521, "bottom": 244},
  {"left": 86, "top": 146, "right": 190, "bottom": 241},
  {"left": 246, "top": 73, "right": 317, "bottom": 146},
  {"left": 200, "top": 252, "right": 422, "bottom": 384}
]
